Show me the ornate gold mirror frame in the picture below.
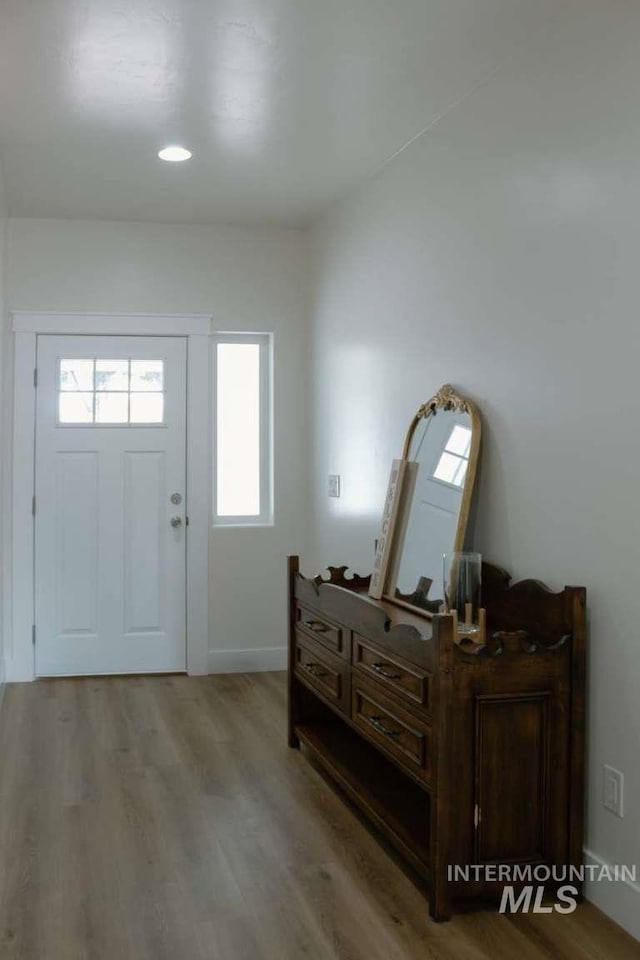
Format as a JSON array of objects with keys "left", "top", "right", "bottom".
[{"left": 369, "top": 384, "right": 482, "bottom": 615}]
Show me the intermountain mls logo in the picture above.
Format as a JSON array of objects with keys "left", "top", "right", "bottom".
[{"left": 448, "top": 863, "right": 637, "bottom": 914}]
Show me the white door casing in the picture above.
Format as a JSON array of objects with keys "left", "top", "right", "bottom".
[
  {"left": 35, "top": 335, "right": 187, "bottom": 676},
  {"left": 9, "top": 313, "right": 211, "bottom": 682}
]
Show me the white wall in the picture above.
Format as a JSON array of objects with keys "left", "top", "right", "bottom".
[
  {"left": 0, "top": 160, "right": 7, "bottom": 690},
  {"left": 6, "top": 217, "right": 309, "bottom": 674},
  {"left": 308, "top": 1, "right": 640, "bottom": 939}
]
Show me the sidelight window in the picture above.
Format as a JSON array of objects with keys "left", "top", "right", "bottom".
[{"left": 213, "top": 334, "right": 273, "bottom": 525}]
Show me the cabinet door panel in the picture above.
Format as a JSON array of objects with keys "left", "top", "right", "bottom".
[{"left": 475, "top": 692, "right": 552, "bottom": 863}]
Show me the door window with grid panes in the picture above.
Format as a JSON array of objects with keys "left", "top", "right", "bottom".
[{"left": 58, "top": 358, "right": 165, "bottom": 425}]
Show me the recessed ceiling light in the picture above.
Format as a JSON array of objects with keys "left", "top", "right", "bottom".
[{"left": 158, "top": 145, "right": 192, "bottom": 162}]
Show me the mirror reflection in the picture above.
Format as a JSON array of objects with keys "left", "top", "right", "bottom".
[{"left": 394, "top": 409, "right": 473, "bottom": 610}]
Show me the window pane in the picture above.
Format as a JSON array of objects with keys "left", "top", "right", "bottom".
[
  {"left": 60, "top": 359, "right": 94, "bottom": 391},
  {"left": 131, "top": 360, "right": 164, "bottom": 392},
  {"left": 95, "top": 360, "right": 129, "bottom": 391},
  {"left": 130, "top": 392, "right": 164, "bottom": 423},
  {"left": 433, "top": 451, "right": 465, "bottom": 486},
  {"left": 95, "top": 392, "right": 129, "bottom": 423},
  {"left": 59, "top": 392, "right": 94, "bottom": 423},
  {"left": 216, "top": 343, "right": 261, "bottom": 516},
  {"left": 453, "top": 457, "right": 469, "bottom": 486},
  {"left": 445, "top": 424, "right": 472, "bottom": 457}
]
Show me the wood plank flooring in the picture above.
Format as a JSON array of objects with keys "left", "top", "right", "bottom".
[{"left": 0, "top": 673, "right": 636, "bottom": 959}]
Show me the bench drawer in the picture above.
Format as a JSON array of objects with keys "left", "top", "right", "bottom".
[
  {"left": 296, "top": 605, "right": 347, "bottom": 658},
  {"left": 353, "top": 636, "right": 429, "bottom": 711},
  {"left": 295, "top": 632, "right": 350, "bottom": 714},
  {"left": 351, "top": 676, "right": 432, "bottom": 784}
]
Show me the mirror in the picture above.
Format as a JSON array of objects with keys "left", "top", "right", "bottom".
[{"left": 369, "top": 384, "right": 481, "bottom": 615}]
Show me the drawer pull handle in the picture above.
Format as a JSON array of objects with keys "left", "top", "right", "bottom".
[
  {"left": 368, "top": 715, "right": 400, "bottom": 738},
  {"left": 303, "top": 660, "right": 328, "bottom": 679},
  {"left": 302, "top": 619, "right": 330, "bottom": 633},
  {"left": 372, "top": 661, "right": 402, "bottom": 681}
]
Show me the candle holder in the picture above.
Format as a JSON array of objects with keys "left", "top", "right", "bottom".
[{"left": 443, "top": 551, "right": 486, "bottom": 651}]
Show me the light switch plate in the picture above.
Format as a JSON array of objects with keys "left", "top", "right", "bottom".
[
  {"left": 603, "top": 765, "right": 624, "bottom": 818},
  {"left": 328, "top": 475, "right": 340, "bottom": 498}
]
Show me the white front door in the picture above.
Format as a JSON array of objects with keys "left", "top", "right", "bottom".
[{"left": 34, "top": 335, "right": 187, "bottom": 676}]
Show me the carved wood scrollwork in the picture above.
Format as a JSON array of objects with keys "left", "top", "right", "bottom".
[
  {"left": 313, "top": 566, "right": 372, "bottom": 592},
  {"left": 454, "top": 628, "right": 572, "bottom": 660},
  {"left": 492, "top": 630, "right": 530, "bottom": 655},
  {"left": 454, "top": 632, "right": 505, "bottom": 659},
  {"left": 415, "top": 383, "right": 473, "bottom": 420},
  {"left": 519, "top": 633, "right": 571, "bottom": 654}
]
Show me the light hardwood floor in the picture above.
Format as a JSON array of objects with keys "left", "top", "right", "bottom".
[{"left": 0, "top": 673, "right": 636, "bottom": 960}]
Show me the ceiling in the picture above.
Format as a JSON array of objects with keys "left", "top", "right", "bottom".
[{"left": 0, "top": 0, "right": 564, "bottom": 226}]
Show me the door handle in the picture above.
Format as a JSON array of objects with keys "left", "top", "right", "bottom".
[{"left": 170, "top": 516, "right": 182, "bottom": 528}]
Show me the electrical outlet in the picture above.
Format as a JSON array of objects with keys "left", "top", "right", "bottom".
[
  {"left": 328, "top": 475, "right": 340, "bottom": 498},
  {"left": 603, "top": 765, "right": 624, "bottom": 818}
]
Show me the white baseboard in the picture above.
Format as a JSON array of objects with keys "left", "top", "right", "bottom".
[
  {"left": 584, "top": 847, "right": 640, "bottom": 942},
  {"left": 208, "top": 646, "right": 287, "bottom": 674}
]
